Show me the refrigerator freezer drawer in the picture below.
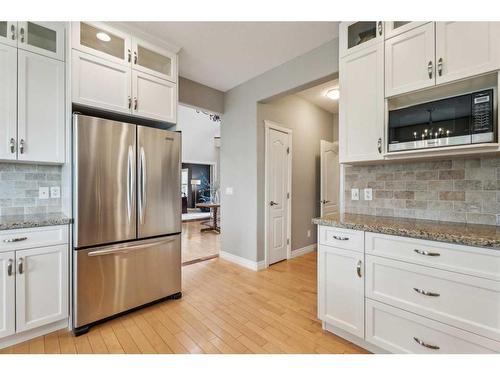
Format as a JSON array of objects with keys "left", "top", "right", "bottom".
[{"left": 74, "top": 235, "right": 181, "bottom": 328}]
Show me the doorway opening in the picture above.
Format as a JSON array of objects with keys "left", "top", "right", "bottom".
[
  {"left": 260, "top": 77, "right": 340, "bottom": 267},
  {"left": 174, "top": 104, "right": 221, "bottom": 265}
]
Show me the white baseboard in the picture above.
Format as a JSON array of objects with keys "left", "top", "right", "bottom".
[
  {"left": 219, "top": 251, "right": 265, "bottom": 271},
  {"left": 290, "top": 243, "right": 317, "bottom": 258}
]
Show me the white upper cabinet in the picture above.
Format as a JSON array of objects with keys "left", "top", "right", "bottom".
[
  {"left": 384, "top": 21, "right": 430, "bottom": 39},
  {"left": 435, "top": 22, "right": 500, "bottom": 85},
  {"left": 0, "top": 252, "right": 15, "bottom": 339},
  {"left": 17, "top": 50, "right": 65, "bottom": 163},
  {"left": 15, "top": 245, "right": 68, "bottom": 333},
  {"left": 17, "top": 22, "right": 65, "bottom": 61},
  {"left": 339, "top": 42, "right": 385, "bottom": 163},
  {"left": 132, "top": 37, "right": 177, "bottom": 82},
  {"left": 0, "top": 43, "right": 17, "bottom": 161},
  {"left": 72, "top": 50, "right": 132, "bottom": 114},
  {"left": 318, "top": 245, "right": 365, "bottom": 338},
  {"left": 385, "top": 22, "right": 435, "bottom": 97},
  {"left": 0, "top": 22, "right": 17, "bottom": 47},
  {"left": 340, "top": 21, "right": 384, "bottom": 57},
  {"left": 72, "top": 22, "right": 131, "bottom": 66},
  {"left": 132, "top": 71, "right": 177, "bottom": 123}
]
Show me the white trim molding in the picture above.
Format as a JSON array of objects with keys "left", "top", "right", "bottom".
[
  {"left": 219, "top": 251, "right": 265, "bottom": 271},
  {"left": 290, "top": 244, "right": 317, "bottom": 259}
]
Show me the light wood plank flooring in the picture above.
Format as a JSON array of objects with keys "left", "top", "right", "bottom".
[
  {"left": 182, "top": 220, "right": 220, "bottom": 264},
  {"left": 0, "top": 252, "right": 368, "bottom": 354}
]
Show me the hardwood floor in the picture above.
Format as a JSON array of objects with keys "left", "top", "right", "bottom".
[
  {"left": 182, "top": 220, "right": 220, "bottom": 264},
  {"left": 0, "top": 252, "right": 368, "bottom": 354}
]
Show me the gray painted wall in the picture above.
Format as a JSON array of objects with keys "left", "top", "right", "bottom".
[
  {"left": 258, "top": 95, "right": 335, "bottom": 252},
  {"left": 221, "top": 38, "right": 339, "bottom": 263},
  {"left": 179, "top": 77, "right": 225, "bottom": 114}
]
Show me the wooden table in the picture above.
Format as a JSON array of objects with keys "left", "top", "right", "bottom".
[{"left": 195, "top": 202, "right": 220, "bottom": 233}]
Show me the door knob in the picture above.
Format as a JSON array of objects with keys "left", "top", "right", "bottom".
[{"left": 270, "top": 201, "right": 279, "bottom": 206}]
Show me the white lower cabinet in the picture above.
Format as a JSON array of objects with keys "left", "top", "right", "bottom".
[
  {"left": 0, "top": 226, "right": 68, "bottom": 347},
  {"left": 0, "top": 252, "right": 15, "bottom": 339},
  {"left": 15, "top": 245, "right": 68, "bottom": 333},
  {"left": 318, "top": 225, "right": 500, "bottom": 353},
  {"left": 318, "top": 243, "right": 364, "bottom": 338}
]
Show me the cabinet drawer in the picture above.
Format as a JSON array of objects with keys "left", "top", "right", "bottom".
[
  {"left": 318, "top": 226, "right": 364, "bottom": 252},
  {"left": 366, "top": 255, "right": 500, "bottom": 341},
  {"left": 365, "top": 232, "right": 500, "bottom": 281},
  {"left": 0, "top": 225, "right": 68, "bottom": 252},
  {"left": 366, "top": 299, "right": 500, "bottom": 353}
]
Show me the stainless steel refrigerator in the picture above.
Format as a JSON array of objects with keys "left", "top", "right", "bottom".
[{"left": 72, "top": 114, "right": 181, "bottom": 335}]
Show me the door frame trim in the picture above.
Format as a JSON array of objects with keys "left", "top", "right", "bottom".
[
  {"left": 320, "top": 139, "right": 339, "bottom": 216},
  {"left": 264, "top": 120, "right": 292, "bottom": 269}
]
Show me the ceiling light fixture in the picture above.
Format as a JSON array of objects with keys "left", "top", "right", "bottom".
[
  {"left": 96, "top": 32, "right": 111, "bottom": 42},
  {"left": 325, "top": 89, "right": 340, "bottom": 101}
]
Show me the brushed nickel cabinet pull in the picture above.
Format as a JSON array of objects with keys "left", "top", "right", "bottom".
[
  {"left": 7, "top": 259, "right": 13, "bottom": 276},
  {"left": 19, "top": 27, "right": 25, "bottom": 43},
  {"left": 414, "top": 249, "right": 440, "bottom": 257},
  {"left": 18, "top": 257, "right": 24, "bottom": 274},
  {"left": 19, "top": 139, "right": 25, "bottom": 154},
  {"left": 356, "top": 260, "right": 362, "bottom": 278},
  {"left": 437, "top": 57, "right": 443, "bottom": 76},
  {"left": 413, "top": 337, "right": 440, "bottom": 350},
  {"left": 377, "top": 21, "right": 383, "bottom": 36},
  {"left": 427, "top": 60, "right": 433, "bottom": 79},
  {"left": 413, "top": 287, "right": 440, "bottom": 297},
  {"left": 9, "top": 138, "right": 16, "bottom": 153},
  {"left": 332, "top": 235, "right": 349, "bottom": 241},
  {"left": 377, "top": 137, "right": 382, "bottom": 154},
  {"left": 4, "top": 236, "right": 28, "bottom": 243},
  {"left": 10, "top": 24, "right": 16, "bottom": 40}
]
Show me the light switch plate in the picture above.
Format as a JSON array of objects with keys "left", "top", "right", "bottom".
[
  {"left": 351, "top": 188, "right": 359, "bottom": 201},
  {"left": 225, "top": 187, "right": 234, "bottom": 195},
  {"left": 50, "top": 186, "right": 61, "bottom": 199},
  {"left": 39, "top": 187, "right": 49, "bottom": 200},
  {"left": 364, "top": 188, "right": 373, "bottom": 201}
]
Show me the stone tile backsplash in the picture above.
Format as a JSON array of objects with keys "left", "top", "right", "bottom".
[
  {"left": 344, "top": 156, "right": 500, "bottom": 226},
  {"left": 0, "top": 163, "right": 62, "bottom": 216}
]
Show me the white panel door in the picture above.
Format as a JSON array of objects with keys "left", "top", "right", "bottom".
[
  {"left": 320, "top": 140, "right": 339, "bottom": 216},
  {"left": 318, "top": 245, "right": 365, "bottom": 338},
  {"left": 15, "top": 245, "right": 68, "bottom": 333},
  {"left": 339, "top": 42, "right": 384, "bottom": 163},
  {"left": 435, "top": 22, "right": 500, "bottom": 85},
  {"left": 72, "top": 50, "right": 132, "bottom": 114},
  {"left": 17, "top": 22, "right": 65, "bottom": 61},
  {"left": 17, "top": 50, "right": 65, "bottom": 163},
  {"left": 266, "top": 127, "right": 290, "bottom": 265},
  {"left": 0, "top": 252, "right": 15, "bottom": 339},
  {"left": 385, "top": 22, "right": 435, "bottom": 97},
  {"left": 132, "top": 70, "right": 176, "bottom": 123},
  {"left": 0, "top": 43, "right": 17, "bottom": 161}
]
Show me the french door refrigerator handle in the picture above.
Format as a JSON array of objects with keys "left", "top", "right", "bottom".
[
  {"left": 139, "top": 147, "right": 147, "bottom": 224},
  {"left": 127, "top": 145, "right": 134, "bottom": 223},
  {"left": 87, "top": 237, "right": 177, "bottom": 257}
]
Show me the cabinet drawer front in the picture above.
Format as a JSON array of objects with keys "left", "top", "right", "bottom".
[
  {"left": 366, "top": 299, "right": 500, "bottom": 353},
  {"left": 365, "top": 232, "right": 500, "bottom": 281},
  {"left": 0, "top": 225, "right": 68, "bottom": 252},
  {"left": 318, "top": 226, "right": 364, "bottom": 252},
  {"left": 366, "top": 255, "right": 500, "bottom": 341}
]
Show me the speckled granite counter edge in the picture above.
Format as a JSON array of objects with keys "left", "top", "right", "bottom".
[
  {"left": 0, "top": 214, "right": 72, "bottom": 231},
  {"left": 312, "top": 216, "right": 500, "bottom": 250}
]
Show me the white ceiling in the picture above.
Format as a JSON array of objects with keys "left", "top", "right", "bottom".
[
  {"left": 296, "top": 79, "right": 339, "bottom": 114},
  {"left": 121, "top": 22, "right": 339, "bottom": 92}
]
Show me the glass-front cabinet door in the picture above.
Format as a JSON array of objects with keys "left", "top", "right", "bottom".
[
  {"left": 132, "top": 38, "right": 177, "bottom": 83},
  {"left": 340, "top": 21, "right": 384, "bottom": 57},
  {"left": 385, "top": 22, "right": 430, "bottom": 39},
  {"left": 0, "top": 22, "right": 18, "bottom": 47},
  {"left": 17, "top": 22, "right": 65, "bottom": 61},
  {"left": 72, "top": 21, "right": 131, "bottom": 65}
]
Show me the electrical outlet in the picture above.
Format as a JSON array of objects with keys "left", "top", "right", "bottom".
[
  {"left": 364, "top": 188, "right": 373, "bottom": 201},
  {"left": 307, "top": 230, "right": 311, "bottom": 238},
  {"left": 39, "top": 187, "right": 49, "bottom": 200},
  {"left": 225, "top": 187, "right": 234, "bottom": 195},
  {"left": 351, "top": 188, "right": 359, "bottom": 201},
  {"left": 50, "top": 186, "right": 61, "bottom": 199}
]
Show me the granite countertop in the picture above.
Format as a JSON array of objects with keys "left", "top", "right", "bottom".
[
  {"left": 0, "top": 213, "right": 72, "bottom": 231},
  {"left": 313, "top": 213, "right": 500, "bottom": 250}
]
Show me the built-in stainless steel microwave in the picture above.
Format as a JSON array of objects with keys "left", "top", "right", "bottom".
[{"left": 388, "top": 89, "right": 495, "bottom": 152}]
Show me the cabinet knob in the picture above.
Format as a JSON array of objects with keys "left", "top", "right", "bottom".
[{"left": 427, "top": 60, "right": 433, "bottom": 79}]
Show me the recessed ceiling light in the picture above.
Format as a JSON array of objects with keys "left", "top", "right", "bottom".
[
  {"left": 325, "top": 89, "right": 340, "bottom": 101},
  {"left": 96, "top": 32, "right": 111, "bottom": 42}
]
